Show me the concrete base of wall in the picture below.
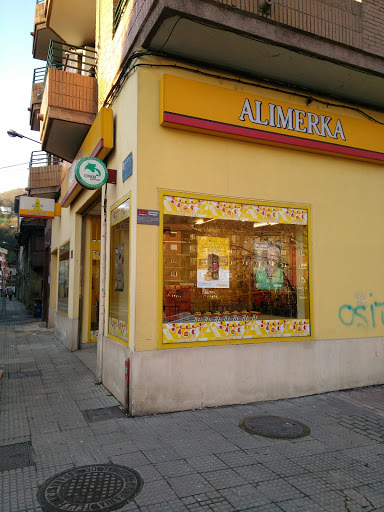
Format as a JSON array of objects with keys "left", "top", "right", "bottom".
[
  {"left": 48, "top": 307, "right": 55, "bottom": 329},
  {"left": 129, "top": 337, "right": 384, "bottom": 416},
  {"left": 54, "top": 311, "right": 79, "bottom": 351},
  {"left": 101, "top": 336, "right": 130, "bottom": 407}
]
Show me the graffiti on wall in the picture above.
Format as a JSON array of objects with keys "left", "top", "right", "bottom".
[{"left": 339, "top": 292, "right": 384, "bottom": 328}]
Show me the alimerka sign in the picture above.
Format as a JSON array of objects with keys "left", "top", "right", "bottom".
[
  {"left": 238, "top": 99, "right": 345, "bottom": 141},
  {"left": 19, "top": 197, "right": 55, "bottom": 219},
  {"left": 161, "top": 75, "right": 384, "bottom": 164}
]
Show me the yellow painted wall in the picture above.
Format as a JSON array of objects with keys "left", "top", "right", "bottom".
[
  {"left": 105, "top": 71, "right": 138, "bottom": 351},
  {"left": 134, "top": 63, "right": 384, "bottom": 350}
]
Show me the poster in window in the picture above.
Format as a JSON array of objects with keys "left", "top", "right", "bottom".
[
  {"left": 197, "top": 236, "right": 229, "bottom": 288},
  {"left": 254, "top": 240, "right": 284, "bottom": 290},
  {"left": 115, "top": 244, "right": 124, "bottom": 291}
]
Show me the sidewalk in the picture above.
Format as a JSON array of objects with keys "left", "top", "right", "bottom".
[{"left": 1, "top": 300, "right": 384, "bottom": 512}]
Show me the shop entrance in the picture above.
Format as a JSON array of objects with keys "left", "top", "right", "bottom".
[
  {"left": 81, "top": 208, "right": 101, "bottom": 345},
  {"left": 90, "top": 239, "right": 100, "bottom": 342}
]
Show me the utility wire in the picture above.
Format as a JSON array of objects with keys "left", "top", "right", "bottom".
[
  {"left": 105, "top": 50, "right": 384, "bottom": 125},
  {"left": 0, "top": 163, "right": 29, "bottom": 170}
]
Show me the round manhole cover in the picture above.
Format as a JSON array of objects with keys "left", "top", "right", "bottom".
[
  {"left": 240, "top": 415, "right": 310, "bottom": 439},
  {"left": 37, "top": 464, "right": 143, "bottom": 512}
]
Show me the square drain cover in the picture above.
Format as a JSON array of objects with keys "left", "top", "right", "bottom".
[
  {"left": 0, "top": 442, "right": 32, "bottom": 472},
  {"left": 8, "top": 370, "right": 41, "bottom": 379},
  {"left": 83, "top": 406, "right": 126, "bottom": 423}
]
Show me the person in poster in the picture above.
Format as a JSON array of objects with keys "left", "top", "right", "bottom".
[{"left": 255, "top": 243, "right": 284, "bottom": 290}]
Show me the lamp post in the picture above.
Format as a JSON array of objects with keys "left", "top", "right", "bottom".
[{"left": 7, "top": 129, "right": 40, "bottom": 144}]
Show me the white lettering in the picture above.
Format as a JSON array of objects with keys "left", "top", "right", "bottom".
[
  {"left": 238, "top": 99, "right": 346, "bottom": 141},
  {"left": 307, "top": 112, "right": 321, "bottom": 136},
  {"left": 320, "top": 115, "right": 336, "bottom": 139},
  {"left": 275, "top": 106, "right": 294, "bottom": 131},
  {"left": 254, "top": 101, "right": 269, "bottom": 125},
  {"left": 334, "top": 118, "right": 346, "bottom": 141},
  {"left": 238, "top": 98, "right": 255, "bottom": 122},
  {"left": 268, "top": 103, "right": 276, "bottom": 127},
  {"left": 294, "top": 110, "right": 307, "bottom": 133}
]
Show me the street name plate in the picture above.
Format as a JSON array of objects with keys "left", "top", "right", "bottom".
[{"left": 137, "top": 209, "right": 160, "bottom": 225}]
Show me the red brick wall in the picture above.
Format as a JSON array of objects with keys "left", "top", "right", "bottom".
[{"left": 362, "top": 0, "right": 384, "bottom": 56}]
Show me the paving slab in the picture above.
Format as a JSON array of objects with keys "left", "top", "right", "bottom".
[{"left": 0, "top": 298, "right": 384, "bottom": 512}]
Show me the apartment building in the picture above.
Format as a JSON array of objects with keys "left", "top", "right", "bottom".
[{"left": 28, "top": 0, "right": 384, "bottom": 414}]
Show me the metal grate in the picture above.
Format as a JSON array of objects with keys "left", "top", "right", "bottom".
[
  {"left": 8, "top": 370, "right": 41, "bottom": 379},
  {"left": 240, "top": 415, "right": 310, "bottom": 439},
  {"left": 83, "top": 406, "right": 127, "bottom": 423},
  {"left": 0, "top": 442, "right": 33, "bottom": 472},
  {"left": 37, "top": 464, "right": 143, "bottom": 512}
]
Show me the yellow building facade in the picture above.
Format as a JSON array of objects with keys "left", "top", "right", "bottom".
[{"left": 48, "top": 56, "right": 384, "bottom": 415}]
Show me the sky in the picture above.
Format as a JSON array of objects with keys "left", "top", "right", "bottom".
[{"left": 0, "top": 1, "right": 42, "bottom": 193}]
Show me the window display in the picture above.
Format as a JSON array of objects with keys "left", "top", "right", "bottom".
[
  {"left": 162, "top": 195, "right": 310, "bottom": 344},
  {"left": 109, "top": 198, "right": 130, "bottom": 342},
  {"left": 58, "top": 242, "right": 70, "bottom": 314}
]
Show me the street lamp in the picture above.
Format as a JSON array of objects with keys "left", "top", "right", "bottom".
[{"left": 7, "top": 129, "right": 40, "bottom": 144}]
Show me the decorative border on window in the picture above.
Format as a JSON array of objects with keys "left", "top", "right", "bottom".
[
  {"left": 163, "top": 318, "right": 310, "bottom": 344},
  {"left": 160, "top": 191, "right": 312, "bottom": 348},
  {"left": 108, "top": 317, "right": 128, "bottom": 342},
  {"left": 111, "top": 197, "right": 130, "bottom": 226},
  {"left": 163, "top": 196, "right": 307, "bottom": 225}
]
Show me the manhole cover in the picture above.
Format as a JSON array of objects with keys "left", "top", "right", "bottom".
[
  {"left": 83, "top": 407, "right": 126, "bottom": 423},
  {"left": 0, "top": 442, "right": 33, "bottom": 472},
  {"left": 37, "top": 464, "right": 143, "bottom": 512},
  {"left": 240, "top": 415, "right": 310, "bottom": 439}
]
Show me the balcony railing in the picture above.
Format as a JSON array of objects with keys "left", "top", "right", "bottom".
[
  {"left": 29, "top": 151, "right": 61, "bottom": 168},
  {"left": 33, "top": 67, "right": 45, "bottom": 84},
  {"left": 212, "top": 0, "right": 363, "bottom": 48},
  {"left": 114, "top": 0, "right": 129, "bottom": 32},
  {"left": 28, "top": 152, "right": 63, "bottom": 191},
  {"left": 45, "top": 40, "right": 97, "bottom": 84}
]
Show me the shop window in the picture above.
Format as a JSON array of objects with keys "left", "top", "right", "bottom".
[
  {"left": 58, "top": 242, "right": 70, "bottom": 314},
  {"left": 109, "top": 198, "right": 130, "bottom": 342},
  {"left": 162, "top": 195, "right": 311, "bottom": 345}
]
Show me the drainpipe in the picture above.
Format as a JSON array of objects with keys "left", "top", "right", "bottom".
[{"left": 97, "top": 184, "right": 107, "bottom": 381}]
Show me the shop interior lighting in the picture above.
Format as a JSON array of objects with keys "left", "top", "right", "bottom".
[
  {"left": 253, "top": 222, "right": 278, "bottom": 228},
  {"left": 195, "top": 218, "right": 215, "bottom": 225}
]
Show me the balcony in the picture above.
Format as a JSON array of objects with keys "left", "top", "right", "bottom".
[
  {"left": 32, "top": 0, "right": 60, "bottom": 61},
  {"left": 107, "top": 0, "right": 384, "bottom": 110},
  {"left": 45, "top": 0, "right": 95, "bottom": 48},
  {"left": 28, "top": 151, "right": 64, "bottom": 198},
  {"left": 39, "top": 41, "right": 97, "bottom": 162},
  {"left": 29, "top": 68, "right": 45, "bottom": 131}
]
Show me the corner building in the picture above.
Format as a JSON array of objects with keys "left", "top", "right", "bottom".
[{"left": 31, "top": 0, "right": 384, "bottom": 414}]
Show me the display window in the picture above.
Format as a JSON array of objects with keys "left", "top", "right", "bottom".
[
  {"left": 161, "top": 194, "right": 311, "bottom": 346},
  {"left": 108, "top": 197, "right": 130, "bottom": 343},
  {"left": 58, "top": 241, "right": 70, "bottom": 314}
]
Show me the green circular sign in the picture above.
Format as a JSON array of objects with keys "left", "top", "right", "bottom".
[{"left": 75, "top": 157, "right": 108, "bottom": 190}]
